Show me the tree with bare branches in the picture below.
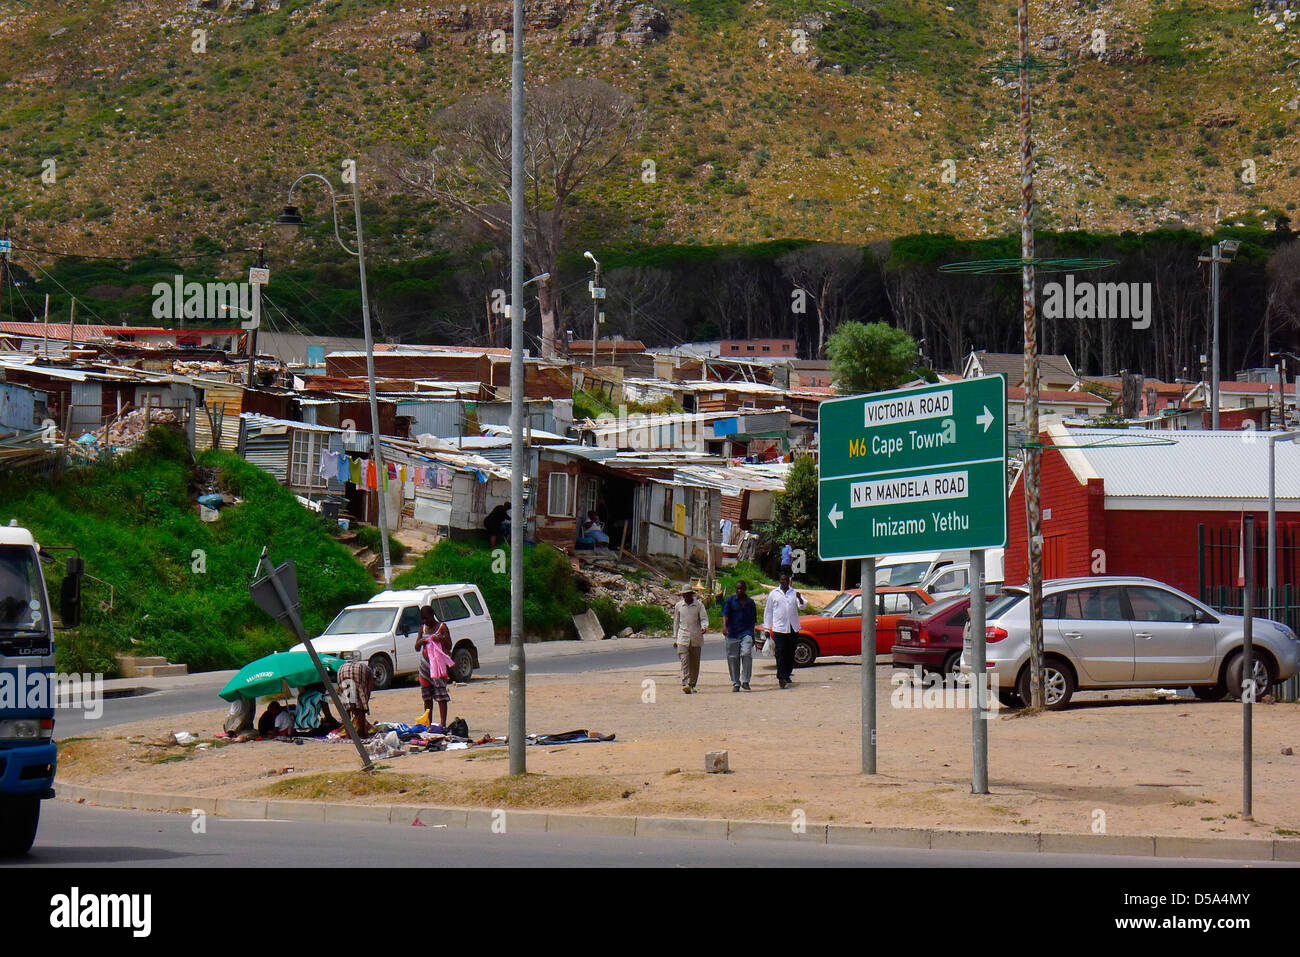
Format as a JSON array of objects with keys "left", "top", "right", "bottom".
[
  {"left": 776, "top": 244, "right": 865, "bottom": 358},
  {"left": 390, "top": 79, "right": 641, "bottom": 358}
]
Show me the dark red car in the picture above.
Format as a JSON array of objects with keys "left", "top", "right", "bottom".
[{"left": 892, "top": 592, "right": 1000, "bottom": 676}]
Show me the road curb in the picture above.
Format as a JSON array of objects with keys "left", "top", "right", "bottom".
[{"left": 52, "top": 781, "right": 1296, "bottom": 861}]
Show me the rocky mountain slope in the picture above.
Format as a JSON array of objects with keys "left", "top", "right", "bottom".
[{"left": 0, "top": 0, "right": 1296, "bottom": 268}]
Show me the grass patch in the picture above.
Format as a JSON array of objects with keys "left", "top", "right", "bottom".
[
  {"left": 394, "top": 540, "right": 586, "bottom": 639},
  {"left": 259, "top": 770, "right": 629, "bottom": 808},
  {"left": 352, "top": 525, "right": 407, "bottom": 563},
  {"left": 0, "top": 427, "right": 375, "bottom": 674},
  {"left": 588, "top": 596, "right": 673, "bottom": 636}
]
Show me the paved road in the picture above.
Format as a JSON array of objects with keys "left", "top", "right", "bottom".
[
  {"left": 6, "top": 801, "right": 1281, "bottom": 868},
  {"left": 54, "top": 638, "right": 720, "bottom": 739}
]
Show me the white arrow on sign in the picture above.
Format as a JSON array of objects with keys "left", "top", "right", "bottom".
[
  {"left": 827, "top": 503, "right": 844, "bottom": 528},
  {"left": 976, "top": 405, "right": 994, "bottom": 432}
]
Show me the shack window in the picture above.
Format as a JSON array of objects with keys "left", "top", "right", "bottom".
[{"left": 547, "top": 472, "right": 572, "bottom": 517}]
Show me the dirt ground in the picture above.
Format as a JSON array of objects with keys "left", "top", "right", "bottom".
[{"left": 60, "top": 653, "right": 1300, "bottom": 839}]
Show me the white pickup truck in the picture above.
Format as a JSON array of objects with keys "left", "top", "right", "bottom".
[{"left": 293, "top": 584, "right": 496, "bottom": 688}]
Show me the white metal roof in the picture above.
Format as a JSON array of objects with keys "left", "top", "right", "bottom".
[{"left": 1048, "top": 424, "right": 1300, "bottom": 510}]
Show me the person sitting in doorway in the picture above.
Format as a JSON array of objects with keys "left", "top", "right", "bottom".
[{"left": 581, "top": 510, "right": 611, "bottom": 545}]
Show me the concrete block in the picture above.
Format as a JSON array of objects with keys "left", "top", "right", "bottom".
[
  {"left": 322, "top": 803, "right": 393, "bottom": 826},
  {"left": 1273, "top": 839, "right": 1300, "bottom": 862},
  {"left": 133, "top": 792, "right": 174, "bottom": 811},
  {"left": 462, "top": 807, "right": 547, "bottom": 832},
  {"left": 268, "top": 800, "right": 327, "bottom": 823},
  {"left": 493, "top": 809, "right": 548, "bottom": 833},
  {"left": 55, "top": 783, "right": 91, "bottom": 802},
  {"left": 635, "top": 816, "right": 729, "bottom": 840},
  {"left": 826, "top": 825, "right": 932, "bottom": 849},
  {"left": 94, "top": 788, "right": 131, "bottom": 808},
  {"left": 931, "top": 829, "right": 1040, "bottom": 854},
  {"left": 139, "top": 664, "right": 188, "bottom": 678},
  {"left": 214, "top": 798, "right": 268, "bottom": 819},
  {"left": 727, "top": 819, "right": 827, "bottom": 843},
  {"left": 1040, "top": 832, "right": 1156, "bottom": 857},
  {"left": 407, "top": 807, "right": 469, "bottom": 829},
  {"left": 547, "top": 813, "right": 637, "bottom": 837},
  {"left": 166, "top": 794, "right": 217, "bottom": 814},
  {"left": 705, "top": 750, "right": 729, "bottom": 773},
  {"left": 1153, "top": 835, "right": 1273, "bottom": 861}
]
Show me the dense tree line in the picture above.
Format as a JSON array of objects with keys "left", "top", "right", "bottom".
[{"left": 6, "top": 219, "right": 1298, "bottom": 382}]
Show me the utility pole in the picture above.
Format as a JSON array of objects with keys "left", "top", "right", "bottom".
[
  {"left": 508, "top": 0, "right": 528, "bottom": 776},
  {"left": 67, "top": 298, "right": 76, "bottom": 353},
  {"left": 584, "top": 250, "right": 601, "bottom": 368},
  {"left": 0, "top": 227, "right": 9, "bottom": 323},
  {"left": 1198, "top": 240, "right": 1240, "bottom": 431},
  {"left": 1017, "top": 0, "right": 1045, "bottom": 710},
  {"left": 247, "top": 245, "right": 264, "bottom": 388},
  {"left": 592, "top": 259, "right": 601, "bottom": 368}
]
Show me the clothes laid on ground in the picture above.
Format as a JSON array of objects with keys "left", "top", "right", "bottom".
[{"left": 527, "top": 730, "right": 616, "bottom": 745}]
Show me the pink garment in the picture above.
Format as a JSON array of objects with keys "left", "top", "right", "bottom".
[{"left": 426, "top": 636, "right": 454, "bottom": 680}]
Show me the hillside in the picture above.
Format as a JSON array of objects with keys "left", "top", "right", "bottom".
[
  {"left": 0, "top": 0, "right": 1296, "bottom": 269},
  {"left": 0, "top": 428, "right": 376, "bottom": 674}
]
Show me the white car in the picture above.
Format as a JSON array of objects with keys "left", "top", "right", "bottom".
[{"left": 293, "top": 584, "right": 496, "bottom": 688}]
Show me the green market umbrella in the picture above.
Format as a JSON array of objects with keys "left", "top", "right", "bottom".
[{"left": 219, "top": 651, "right": 345, "bottom": 702}]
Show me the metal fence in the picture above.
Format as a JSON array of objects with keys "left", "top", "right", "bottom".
[{"left": 1198, "top": 523, "right": 1299, "bottom": 700}]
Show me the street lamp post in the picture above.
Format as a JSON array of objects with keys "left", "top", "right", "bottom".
[
  {"left": 1198, "top": 239, "right": 1240, "bottom": 431},
  {"left": 274, "top": 171, "right": 392, "bottom": 587},
  {"left": 583, "top": 251, "right": 601, "bottom": 368}
]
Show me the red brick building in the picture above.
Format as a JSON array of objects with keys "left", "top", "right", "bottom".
[
  {"left": 721, "top": 338, "right": 795, "bottom": 358},
  {"left": 1006, "top": 424, "right": 1300, "bottom": 597}
]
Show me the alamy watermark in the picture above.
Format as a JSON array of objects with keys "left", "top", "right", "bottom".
[
  {"left": 890, "top": 665, "right": 1000, "bottom": 719},
  {"left": 1, "top": 666, "right": 104, "bottom": 720},
  {"left": 151, "top": 274, "right": 259, "bottom": 328},
  {"left": 1042, "top": 274, "right": 1152, "bottom": 330}
]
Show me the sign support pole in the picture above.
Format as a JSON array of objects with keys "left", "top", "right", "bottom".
[
  {"left": 1243, "top": 514, "right": 1254, "bottom": 820},
  {"left": 861, "top": 556, "right": 876, "bottom": 775},
  {"left": 970, "top": 548, "right": 988, "bottom": 794},
  {"left": 253, "top": 549, "right": 372, "bottom": 771}
]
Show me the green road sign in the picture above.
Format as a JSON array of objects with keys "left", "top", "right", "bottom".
[{"left": 817, "top": 376, "right": 1007, "bottom": 560}]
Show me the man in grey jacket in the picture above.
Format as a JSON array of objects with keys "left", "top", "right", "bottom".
[{"left": 672, "top": 585, "right": 710, "bottom": 693}]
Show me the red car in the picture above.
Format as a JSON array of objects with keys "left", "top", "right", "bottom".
[
  {"left": 761, "top": 586, "right": 934, "bottom": 667},
  {"left": 891, "top": 592, "right": 1002, "bottom": 676}
]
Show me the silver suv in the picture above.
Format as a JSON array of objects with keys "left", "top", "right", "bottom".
[{"left": 963, "top": 576, "right": 1300, "bottom": 709}]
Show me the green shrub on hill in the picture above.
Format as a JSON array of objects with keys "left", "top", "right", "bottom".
[
  {"left": 0, "top": 427, "right": 375, "bottom": 675},
  {"left": 392, "top": 540, "right": 587, "bottom": 640}
]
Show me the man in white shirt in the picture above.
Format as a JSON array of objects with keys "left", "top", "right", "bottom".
[
  {"left": 762, "top": 571, "right": 807, "bottom": 688},
  {"left": 672, "top": 585, "right": 709, "bottom": 693}
]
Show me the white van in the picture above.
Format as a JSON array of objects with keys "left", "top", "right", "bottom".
[
  {"left": 293, "top": 584, "right": 496, "bottom": 688},
  {"left": 921, "top": 549, "right": 1006, "bottom": 598},
  {"left": 883, "top": 548, "right": 1003, "bottom": 595}
]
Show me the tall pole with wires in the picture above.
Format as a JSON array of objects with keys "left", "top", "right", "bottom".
[{"left": 508, "top": 0, "right": 528, "bottom": 776}]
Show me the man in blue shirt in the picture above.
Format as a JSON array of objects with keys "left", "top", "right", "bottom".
[
  {"left": 780, "top": 542, "right": 794, "bottom": 576},
  {"left": 722, "top": 580, "right": 758, "bottom": 692}
]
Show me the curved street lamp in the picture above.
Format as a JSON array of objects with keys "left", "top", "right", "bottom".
[{"left": 273, "top": 169, "right": 392, "bottom": 586}]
